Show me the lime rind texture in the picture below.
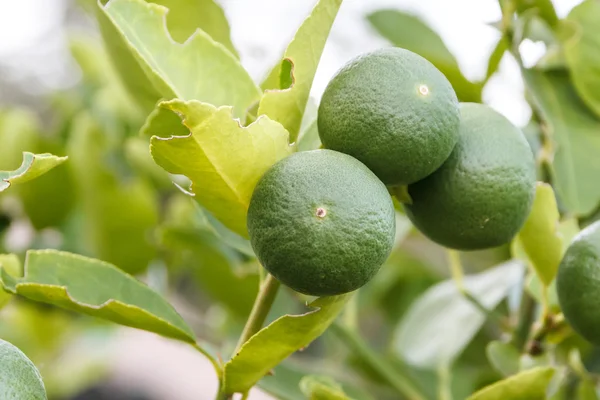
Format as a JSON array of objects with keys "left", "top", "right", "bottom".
[
  {"left": 405, "top": 103, "right": 536, "bottom": 250},
  {"left": 557, "top": 221, "right": 600, "bottom": 344},
  {"left": 318, "top": 47, "right": 460, "bottom": 185},
  {"left": 247, "top": 149, "right": 396, "bottom": 296}
]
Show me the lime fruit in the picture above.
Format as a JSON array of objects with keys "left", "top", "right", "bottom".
[
  {"left": 317, "top": 47, "right": 460, "bottom": 185},
  {"left": 557, "top": 220, "right": 600, "bottom": 345},
  {"left": 247, "top": 149, "right": 395, "bottom": 296},
  {"left": 404, "top": 103, "right": 536, "bottom": 250},
  {"left": 0, "top": 339, "right": 46, "bottom": 399}
]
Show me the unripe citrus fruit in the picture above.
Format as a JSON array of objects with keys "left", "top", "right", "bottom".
[
  {"left": 247, "top": 149, "right": 395, "bottom": 296},
  {"left": 0, "top": 339, "right": 46, "bottom": 399},
  {"left": 404, "top": 103, "right": 536, "bottom": 250},
  {"left": 557, "top": 221, "right": 600, "bottom": 345},
  {"left": 317, "top": 47, "right": 460, "bottom": 185}
]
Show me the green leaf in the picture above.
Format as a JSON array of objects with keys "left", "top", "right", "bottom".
[
  {"left": 194, "top": 203, "right": 254, "bottom": 258},
  {"left": 17, "top": 142, "right": 77, "bottom": 230},
  {"left": 466, "top": 367, "right": 554, "bottom": 400},
  {"left": 298, "top": 119, "right": 321, "bottom": 152},
  {"left": 515, "top": 0, "right": 558, "bottom": 27},
  {"left": 70, "top": 36, "right": 111, "bottom": 87},
  {"left": 0, "top": 250, "right": 196, "bottom": 343},
  {"left": 0, "top": 108, "right": 75, "bottom": 230},
  {"left": 536, "top": 46, "right": 567, "bottom": 71},
  {"left": 520, "top": 353, "right": 551, "bottom": 372},
  {"left": 70, "top": 35, "right": 143, "bottom": 124},
  {"left": 577, "top": 379, "right": 599, "bottom": 400},
  {"left": 395, "top": 261, "right": 523, "bottom": 369},
  {"left": 0, "top": 152, "right": 67, "bottom": 193},
  {"left": 259, "top": 364, "right": 306, "bottom": 400},
  {"left": 559, "top": 218, "right": 581, "bottom": 250},
  {"left": 515, "top": 182, "right": 562, "bottom": 285},
  {"left": 523, "top": 69, "right": 600, "bottom": 217},
  {"left": 259, "top": 363, "right": 375, "bottom": 400},
  {"left": 223, "top": 294, "right": 351, "bottom": 394},
  {"left": 99, "top": 0, "right": 260, "bottom": 120},
  {"left": 139, "top": 105, "right": 189, "bottom": 138},
  {"left": 150, "top": 99, "right": 292, "bottom": 237},
  {"left": 523, "top": 218, "right": 576, "bottom": 311},
  {"left": 367, "top": 10, "right": 481, "bottom": 102},
  {"left": 486, "top": 341, "right": 521, "bottom": 377},
  {"left": 0, "top": 255, "right": 21, "bottom": 309},
  {"left": 0, "top": 109, "right": 39, "bottom": 169},
  {"left": 159, "top": 224, "right": 258, "bottom": 318},
  {"left": 300, "top": 375, "right": 351, "bottom": 400},
  {"left": 67, "top": 113, "right": 158, "bottom": 274},
  {"left": 124, "top": 137, "right": 172, "bottom": 188},
  {"left": 261, "top": 59, "right": 284, "bottom": 92},
  {"left": 484, "top": 37, "right": 508, "bottom": 82},
  {"left": 0, "top": 339, "right": 47, "bottom": 400},
  {"left": 257, "top": 0, "right": 342, "bottom": 141},
  {"left": 526, "top": 273, "right": 560, "bottom": 312},
  {"left": 560, "top": 0, "right": 600, "bottom": 118},
  {"left": 96, "top": 1, "right": 161, "bottom": 113},
  {"left": 148, "top": 0, "right": 238, "bottom": 57}
]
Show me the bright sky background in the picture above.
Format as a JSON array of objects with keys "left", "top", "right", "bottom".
[{"left": 0, "top": 0, "right": 583, "bottom": 126}]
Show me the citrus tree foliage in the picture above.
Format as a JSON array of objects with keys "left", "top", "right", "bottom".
[{"left": 0, "top": 0, "right": 598, "bottom": 399}]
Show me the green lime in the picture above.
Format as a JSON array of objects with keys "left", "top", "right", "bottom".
[
  {"left": 557, "top": 220, "right": 600, "bottom": 345},
  {"left": 404, "top": 103, "right": 536, "bottom": 250},
  {"left": 247, "top": 149, "right": 395, "bottom": 296},
  {"left": 0, "top": 339, "right": 46, "bottom": 399},
  {"left": 317, "top": 47, "right": 460, "bottom": 185}
]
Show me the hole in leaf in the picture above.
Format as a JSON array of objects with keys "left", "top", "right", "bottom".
[{"left": 279, "top": 58, "right": 294, "bottom": 90}]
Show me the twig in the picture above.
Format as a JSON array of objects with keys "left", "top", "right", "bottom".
[
  {"left": 438, "top": 363, "right": 453, "bottom": 400},
  {"left": 512, "top": 289, "right": 537, "bottom": 352},
  {"left": 234, "top": 273, "right": 281, "bottom": 354},
  {"left": 527, "top": 313, "right": 567, "bottom": 355}
]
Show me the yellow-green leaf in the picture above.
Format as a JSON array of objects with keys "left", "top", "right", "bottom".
[
  {"left": 0, "top": 250, "right": 196, "bottom": 343},
  {"left": 0, "top": 152, "right": 68, "bottom": 193},
  {"left": 300, "top": 375, "right": 351, "bottom": 400},
  {"left": 0, "top": 109, "right": 76, "bottom": 229},
  {"left": 149, "top": 0, "right": 238, "bottom": 57},
  {"left": 223, "top": 294, "right": 350, "bottom": 394},
  {"left": 96, "top": 0, "right": 161, "bottom": 113},
  {"left": 486, "top": 341, "right": 520, "bottom": 377},
  {"left": 516, "top": 182, "right": 562, "bottom": 285},
  {"left": 257, "top": 0, "right": 342, "bottom": 141},
  {"left": 139, "top": 105, "right": 189, "bottom": 138},
  {"left": 150, "top": 99, "right": 292, "bottom": 237},
  {"left": 467, "top": 367, "right": 554, "bottom": 400},
  {"left": 0, "top": 255, "right": 21, "bottom": 309},
  {"left": 99, "top": 0, "right": 260, "bottom": 119}
]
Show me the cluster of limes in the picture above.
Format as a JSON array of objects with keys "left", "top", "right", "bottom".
[{"left": 247, "top": 47, "right": 536, "bottom": 296}]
